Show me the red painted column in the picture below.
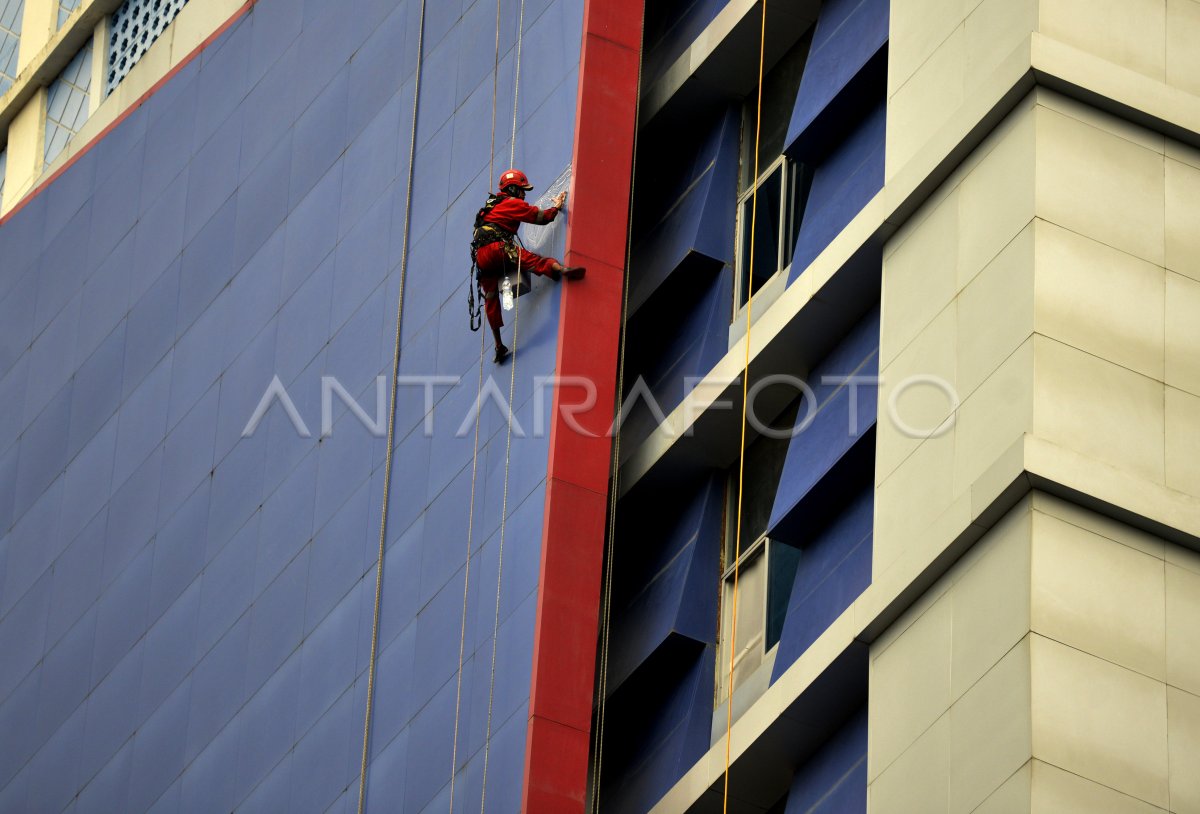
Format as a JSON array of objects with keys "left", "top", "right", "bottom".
[{"left": 522, "top": 0, "right": 644, "bottom": 810}]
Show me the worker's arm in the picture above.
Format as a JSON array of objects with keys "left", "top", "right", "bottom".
[{"left": 505, "top": 192, "right": 567, "bottom": 225}]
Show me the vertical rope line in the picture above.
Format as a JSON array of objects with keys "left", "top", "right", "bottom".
[
  {"left": 509, "top": 0, "right": 525, "bottom": 166},
  {"left": 449, "top": 0, "right": 504, "bottom": 806},
  {"left": 588, "top": 14, "right": 645, "bottom": 813},
  {"left": 357, "top": 0, "right": 427, "bottom": 811},
  {"left": 479, "top": 0, "right": 526, "bottom": 808},
  {"left": 722, "top": 2, "right": 767, "bottom": 811},
  {"left": 480, "top": 248, "right": 522, "bottom": 813}
]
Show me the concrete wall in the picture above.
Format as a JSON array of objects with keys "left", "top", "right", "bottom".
[{"left": 870, "top": 493, "right": 1200, "bottom": 813}]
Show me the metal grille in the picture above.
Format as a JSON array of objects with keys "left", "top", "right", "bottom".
[
  {"left": 106, "top": 0, "right": 187, "bottom": 95},
  {"left": 0, "top": 0, "right": 23, "bottom": 96},
  {"left": 57, "top": 0, "right": 80, "bottom": 29},
  {"left": 44, "top": 39, "right": 91, "bottom": 164}
]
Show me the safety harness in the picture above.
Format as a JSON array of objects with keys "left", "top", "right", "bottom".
[{"left": 468, "top": 193, "right": 519, "bottom": 331}]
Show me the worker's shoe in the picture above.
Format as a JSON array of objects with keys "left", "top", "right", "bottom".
[
  {"left": 561, "top": 266, "right": 586, "bottom": 280},
  {"left": 494, "top": 343, "right": 511, "bottom": 364},
  {"left": 547, "top": 268, "right": 562, "bottom": 282}
]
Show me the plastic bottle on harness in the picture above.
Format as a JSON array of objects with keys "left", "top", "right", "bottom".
[{"left": 467, "top": 194, "right": 519, "bottom": 331}]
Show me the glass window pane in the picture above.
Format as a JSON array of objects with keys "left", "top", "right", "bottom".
[
  {"left": 718, "top": 548, "right": 767, "bottom": 703},
  {"left": 787, "top": 161, "right": 813, "bottom": 263},
  {"left": 737, "top": 164, "right": 783, "bottom": 308},
  {"left": 766, "top": 540, "right": 801, "bottom": 650}
]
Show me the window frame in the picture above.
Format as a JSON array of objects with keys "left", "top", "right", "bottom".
[{"left": 730, "top": 153, "right": 811, "bottom": 326}]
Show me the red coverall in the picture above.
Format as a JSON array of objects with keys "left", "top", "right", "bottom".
[{"left": 474, "top": 195, "right": 562, "bottom": 330}]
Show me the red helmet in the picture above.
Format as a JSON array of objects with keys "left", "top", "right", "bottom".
[{"left": 498, "top": 168, "right": 534, "bottom": 191}]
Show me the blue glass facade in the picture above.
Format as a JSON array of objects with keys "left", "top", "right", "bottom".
[{"left": 0, "top": 0, "right": 583, "bottom": 810}]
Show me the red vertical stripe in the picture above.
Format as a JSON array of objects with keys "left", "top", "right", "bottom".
[{"left": 522, "top": 0, "right": 644, "bottom": 809}]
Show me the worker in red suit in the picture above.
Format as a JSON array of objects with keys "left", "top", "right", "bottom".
[{"left": 472, "top": 168, "right": 585, "bottom": 363}]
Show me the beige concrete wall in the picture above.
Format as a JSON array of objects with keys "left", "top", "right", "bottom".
[
  {"left": 1, "top": 87, "right": 45, "bottom": 209},
  {"left": 869, "top": 498, "right": 1033, "bottom": 814},
  {"left": 887, "top": 0, "right": 1200, "bottom": 178},
  {"left": 875, "top": 88, "right": 1200, "bottom": 578},
  {"left": 869, "top": 494, "right": 1200, "bottom": 813}
]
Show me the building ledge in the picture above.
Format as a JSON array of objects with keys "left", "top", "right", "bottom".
[
  {"left": 648, "top": 432, "right": 1200, "bottom": 813},
  {"left": 618, "top": 33, "right": 1200, "bottom": 499}
]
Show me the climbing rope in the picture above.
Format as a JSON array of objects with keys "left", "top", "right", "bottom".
[
  {"left": 588, "top": 15, "right": 645, "bottom": 814},
  {"left": 480, "top": 248, "right": 521, "bottom": 814},
  {"left": 356, "top": 0, "right": 427, "bottom": 810},
  {"left": 723, "top": 2, "right": 768, "bottom": 811},
  {"left": 448, "top": 0, "right": 503, "bottom": 806}
]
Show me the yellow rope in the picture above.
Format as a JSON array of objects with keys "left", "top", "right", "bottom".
[
  {"left": 588, "top": 16, "right": 645, "bottom": 813},
  {"left": 356, "top": 0, "right": 427, "bottom": 810},
  {"left": 448, "top": 0, "right": 503, "bottom": 806},
  {"left": 723, "top": 2, "right": 768, "bottom": 810}
]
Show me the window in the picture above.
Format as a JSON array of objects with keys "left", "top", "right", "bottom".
[
  {"left": 44, "top": 40, "right": 91, "bottom": 165},
  {"left": 732, "top": 31, "right": 812, "bottom": 313},
  {"left": 716, "top": 396, "right": 803, "bottom": 703},
  {"left": 734, "top": 156, "right": 811, "bottom": 308},
  {"left": 0, "top": 147, "right": 7, "bottom": 202},
  {"left": 107, "top": 0, "right": 188, "bottom": 95},
  {"left": 0, "top": 0, "right": 23, "bottom": 96},
  {"left": 57, "top": 0, "right": 79, "bottom": 29}
]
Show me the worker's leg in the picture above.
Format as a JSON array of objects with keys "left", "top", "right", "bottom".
[
  {"left": 516, "top": 247, "right": 586, "bottom": 280},
  {"left": 477, "top": 275, "right": 509, "bottom": 362},
  {"left": 516, "top": 248, "right": 561, "bottom": 277}
]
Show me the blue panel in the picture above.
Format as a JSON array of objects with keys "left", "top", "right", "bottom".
[
  {"left": 186, "top": 615, "right": 251, "bottom": 762},
  {"left": 628, "top": 108, "right": 739, "bottom": 317},
  {"left": 607, "top": 475, "right": 723, "bottom": 691},
  {"left": 602, "top": 642, "right": 715, "bottom": 814},
  {"left": 345, "top": 3, "right": 406, "bottom": 141},
  {"left": 241, "top": 40, "right": 298, "bottom": 176},
  {"left": 183, "top": 107, "right": 242, "bottom": 246},
  {"left": 79, "top": 640, "right": 143, "bottom": 784},
  {"left": 785, "top": 0, "right": 889, "bottom": 162},
  {"left": 147, "top": 481, "right": 210, "bottom": 621},
  {"left": 771, "top": 482, "right": 873, "bottom": 679},
  {"left": 74, "top": 232, "right": 134, "bottom": 366},
  {"left": 58, "top": 417, "right": 117, "bottom": 561},
  {"left": 178, "top": 194, "right": 238, "bottom": 336},
  {"left": 294, "top": 587, "right": 359, "bottom": 737},
  {"left": 104, "top": 447, "right": 164, "bottom": 585},
  {"left": 768, "top": 307, "right": 879, "bottom": 539},
  {"left": 12, "top": 379, "right": 71, "bottom": 522},
  {"left": 256, "top": 448, "right": 317, "bottom": 595},
  {"left": 67, "top": 321, "right": 126, "bottom": 462},
  {"left": 131, "top": 174, "right": 188, "bottom": 306},
  {"left": 231, "top": 654, "right": 300, "bottom": 805},
  {"left": 45, "top": 508, "right": 107, "bottom": 646},
  {"left": 244, "top": 546, "right": 309, "bottom": 694},
  {"left": 289, "top": 67, "right": 349, "bottom": 210},
  {"left": 178, "top": 718, "right": 239, "bottom": 814},
  {"left": 282, "top": 161, "right": 342, "bottom": 302},
  {"left": 23, "top": 291, "right": 81, "bottom": 427},
  {"left": 789, "top": 99, "right": 886, "bottom": 278},
  {"left": 35, "top": 608, "right": 94, "bottom": 745},
  {"left": 193, "top": 19, "right": 250, "bottom": 149},
  {"left": 623, "top": 264, "right": 732, "bottom": 451},
  {"left": 194, "top": 512, "right": 257, "bottom": 658},
  {"left": 0, "top": 567, "right": 51, "bottom": 704},
  {"left": 122, "top": 259, "right": 179, "bottom": 400},
  {"left": 125, "top": 677, "right": 191, "bottom": 813},
  {"left": 785, "top": 706, "right": 867, "bottom": 814},
  {"left": 0, "top": 0, "right": 580, "bottom": 807},
  {"left": 25, "top": 702, "right": 86, "bottom": 814}
]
